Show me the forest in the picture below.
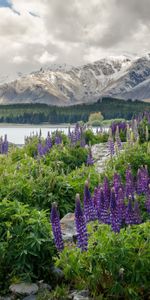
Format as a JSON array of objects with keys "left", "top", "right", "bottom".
[{"left": 0, "top": 97, "right": 150, "bottom": 124}]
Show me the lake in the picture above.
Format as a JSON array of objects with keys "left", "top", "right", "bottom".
[{"left": 0, "top": 124, "right": 106, "bottom": 144}]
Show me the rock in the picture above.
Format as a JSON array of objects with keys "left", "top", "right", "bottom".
[
  {"left": 60, "top": 213, "right": 76, "bottom": 242},
  {"left": 71, "top": 290, "right": 90, "bottom": 300},
  {"left": 9, "top": 283, "right": 38, "bottom": 296},
  {"left": 51, "top": 266, "right": 64, "bottom": 283},
  {"left": 38, "top": 281, "right": 51, "bottom": 291}
]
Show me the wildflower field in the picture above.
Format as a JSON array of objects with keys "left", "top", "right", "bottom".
[{"left": 0, "top": 113, "right": 150, "bottom": 299}]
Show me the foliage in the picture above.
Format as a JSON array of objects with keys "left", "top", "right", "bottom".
[
  {"left": 105, "top": 142, "right": 150, "bottom": 180},
  {"left": 37, "top": 285, "right": 70, "bottom": 300},
  {"left": 0, "top": 144, "right": 98, "bottom": 217},
  {"left": 56, "top": 222, "right": 150, "bottom": 299},
  {"left": 0, "top": 199, "right": 55, "bottom": 291},
  {"left": 102, "top": 118, "right": 126, "bottom": 126},
  {"left": 66, "top": 165, "right": 99, "bottom": 200},
  {"left": 88, "top": 112, "right": 104, "bottom": 126},
  {"left": 84, "top": 129, "right": 108, "bottom": 145}
]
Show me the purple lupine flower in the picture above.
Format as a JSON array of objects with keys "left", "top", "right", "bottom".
[
  {"left": 83, "top": 181, "right": 97, "bottom": 222},
  {"left": 103, "top": 177, "right": 110, "bottom": 209},
  {"left": 92, "top": 187, "right": 98, "bottom": 209},
  {"left": 125, "top": 196, "right": 134, "bottom": 225},
  {"left": 110, "top": 188, "right": 121, "bottom": 233},
  {"left": 75, "top": 194, "right": 88, "bottom": 251},
  {"left": 101, "top": 178, "right": 110, "bottom": 224},
  {"left": 38, "top": 142, "right": 44, "bottom": 156},
  {"left": 136, "top": 168, "right": 144, "bottom": 194},
  {"left": 50, "top": 202, "right": 64, "bottom": 252},
  {"left": 97, "top": 187, "right": 105, "bottom": 223},
  {"left": 133, "top": 201, "right": 141, "bottom": 224},
  {"left": 145, "top": 184, "right": 150, "bottom": 214},
  {"left": 55, "top": 134, "right": 62, "bottom": 145},
  {"left": 2, "top": 134, "right": 8, "bottom": 154},
  {"left": 46, "top": 135, "right": 52, "bottom": 150},
  {"left": 117, "top": 187, "right": 126, "bottom": 222},
  {"left": 87, "top": 148, "right": 94, "bottom": 166},
  {"left": 125, "top": 165, "right": 134, "bottom": 199},
  {"left": 113, "top": 172, "right": 122, "bottom": 198},
  {"left": 137, "top": 166, "right": 149, "bottom": 194},
  {"left": 80, "top": 137, "right": 86, "bottom": 147}
]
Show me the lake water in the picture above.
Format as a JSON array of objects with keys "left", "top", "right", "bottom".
[{"left": 0, "top": 125, "right": 105, "bottom": 145}]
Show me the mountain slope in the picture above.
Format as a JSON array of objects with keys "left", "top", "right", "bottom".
[{"left": 0, "top": 54, "right": 150, "bottom": 105}]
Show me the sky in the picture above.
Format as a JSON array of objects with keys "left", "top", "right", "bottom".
[{"left": 0, "top": 0, "right": 150, "bottom": 77}]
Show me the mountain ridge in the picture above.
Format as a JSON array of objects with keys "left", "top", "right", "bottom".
[{"left": 0, "top": 53, "right": 150, "bottom": 106}]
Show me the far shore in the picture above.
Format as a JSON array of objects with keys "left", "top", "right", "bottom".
[{"left": 0, "top": 123, "right": 75, "bottom": 128}]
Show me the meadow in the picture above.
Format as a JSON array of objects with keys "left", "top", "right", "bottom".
[{"left": 0, "top": 113, "right": 150, "bottom": 299}]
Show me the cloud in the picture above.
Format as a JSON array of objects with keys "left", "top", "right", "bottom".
[{"left": 0, "top": 0, "right": 150, "bottom": 79}]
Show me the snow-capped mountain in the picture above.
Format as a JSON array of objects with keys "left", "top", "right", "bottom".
[{"left": 0, "top": 53, "right": 150, "bottom": 106}]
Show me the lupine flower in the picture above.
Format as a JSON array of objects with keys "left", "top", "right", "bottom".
[
  {"left": 117, "top": 187, "right": 126, "bottom": 222},
  {"left": 97, "top": 187, "right": 106, "bottom": 222},
  {"left": 133, "top": 201, "right": 141, "bottom": 224},
  {"left": 145, "top": 184, "right": 150, "bottom": 213},
  {"left": 92, "top": 187, "right": 98, "bottom": 209},
  {"left": 75, "top": 194, "right": 88, "bottom": 251},
  {"left": 103, "top": 177, "right": 110, "bottom": 209},
  {"left": 38, "top": 141, "right": 44, "bottom": 156},
  {"left": 101, "top": 178, "right": 110, "bottom": 224},
  {"left": 87, "top": 148, "right": 94, "bottom": 166},
  {"left": 2, "top": 134, "right": 8, "bottom": 154},
  {"left": 50, "top": 202, "right": 64, "bottom": 252},
  {"left": 0, "top": 135, "right": 9, "bottom": 154},
  {"left": 125, "top": 196, "right": 134, "bottom": 225},
  {"left": 46, "top": 135, "right": 52, "bottom": 150},
  {"left": 137, "top": 166, "right": 149, "bottom": 194},
  {"left": 55, "top": 134, "right": 62, "bottom": 145},
  {"left": 110, "top": 188, "right": 121, "bottom": 233},
  {"left": 80, "top": 137, "right": 86, "bottom": 147},
  {"left": 110, "top": 122, "right": 127, "bottom": 136},
  {"left": 125, "top": 165, "right": 134, "bottom": 199},
  {"left": 83, "top": 181, "right": 97, "bottom": 222},
  {"left": 113, "top": 172, "right": 122, "bottom": 198}
]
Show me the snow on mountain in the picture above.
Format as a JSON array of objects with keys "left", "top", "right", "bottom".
[{"left": 0, "top": 53, "right": 150, "bottom": 105}]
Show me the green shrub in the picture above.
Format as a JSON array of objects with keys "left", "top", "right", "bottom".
[
  {"left": 84, "top": 129, "right": 108, "bottom": 145},
  {"left": 0, "top": 199, "right": 55, "bottom": 291},
  {"left": 105, "top": 142, "right": 150, "bottom": 180},
  {"left": 56, "top": 222, "right": 150, "bottom": 299}
]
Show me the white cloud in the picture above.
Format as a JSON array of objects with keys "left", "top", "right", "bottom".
[
  {"left": 13, "top": 55, "right": 27, "bottom": 64},
  {"left": 35, "top": 51, "right": 57, "bottom": 64},
  {"left": 0, "top": 0, "right": 150, "bottom": 79}
]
